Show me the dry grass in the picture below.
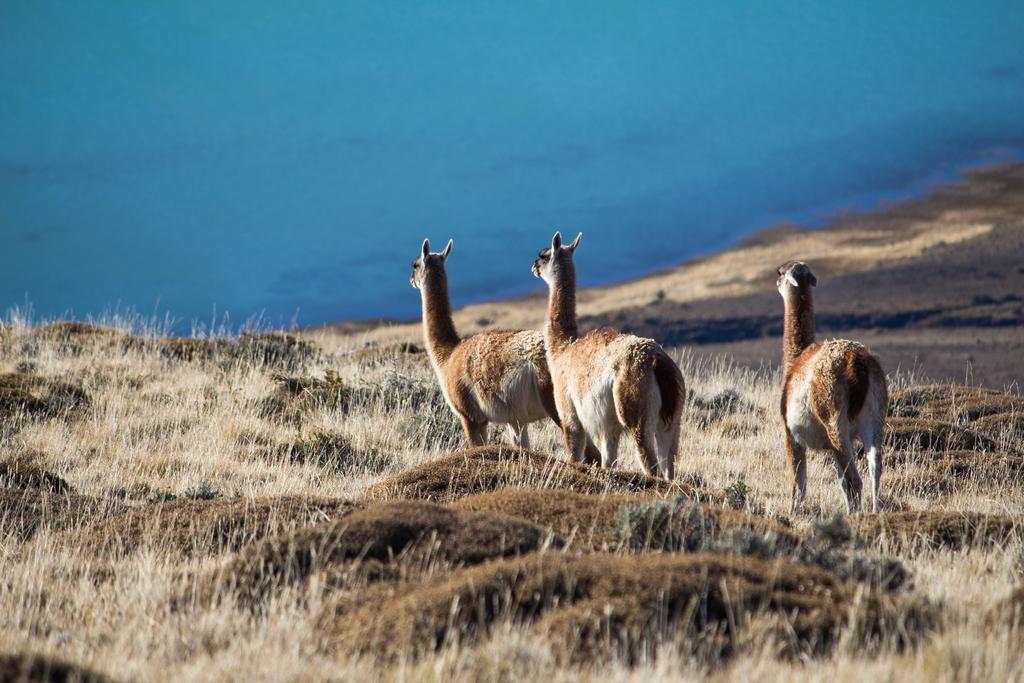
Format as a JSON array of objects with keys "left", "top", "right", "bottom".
[
  {"left": 0, "top": 318, "right": 1022, "bottom": 681},
  {"left": 69, "top": 496, "right": 358, "bottom": 558}
]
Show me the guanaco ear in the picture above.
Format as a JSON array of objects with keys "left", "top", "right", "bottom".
[
  {"left": 808, "top": 272, "right": 817, "bottom": 287},
  {"left": 567, "top": 232, "right": 582, "bottom": 251},
  {"left": 440, "top": 239, "right": 453, "bottom": 260},
  {"left": 785, "top": 271, "right": 799, "bottom": 288},
  {"left": 551, "top": 231, "right": 562, "bottom": 250},
  {"left": 422, "top": 239, "right": 431, "bottom": 259}
]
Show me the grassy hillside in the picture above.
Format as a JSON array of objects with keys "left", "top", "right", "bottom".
[{"left": 1, "top": 321, "right": 1022, "bottom": 681}]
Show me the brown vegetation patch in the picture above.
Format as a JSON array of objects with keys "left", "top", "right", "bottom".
[
  {"left": 353, "top": 341, "right": 424, "bottom": 364},
  {"left": 0, "top": 457, "right": 72, "bottom": 494},
  {"left": 689, "top": 389, "right": 765, "bottom": 428},
  {"left": 890, "top": 384, "right": 1024, "bottom": 422},
  {"left": 988, "top": 586, "right": 1024, "bottom": 628},
  {"left": 886, "top": 450, "right": 1024, "bottom": 495},
  {"left": 30, "top": 321, "right": 127, "bottom": 356},
  {"left": 0, "top": 373, "right": 90, "bottom": 423},
  {"left": 147, "top": 336, "right": 222, "bottom": 362},
  {"left": 363, "top": 446, "right": 706, "bottom": 505},
  {"left": 452, "top": 488, "right": 796, "bottom": 551},
  {"left": 272, "top": 431, "right": 395, "bottom": 475},
  {"left": 0, "top": 487, "right": 123, "bottom": 541},
  {"left": 71, "top": 496, "right": 358, "bottom": 558},
  {"left": 325, "top": 551, "right": 935, "bottom": 665},
  {"left": 0, "top": 652, "right": 114, "bottom": 683},
  {"left": 124, "top": 332, "right": 317, "bottom": 369},
  {"left": 850, "top": 511, "right": 1022, "bottom": 552},
  {"left": 885, "top": 417, "right": 999, "bottom": 453},
  {"left": 258, "top": 370, "right": 449, "bottom": 425},
  {"left": 256, "top": 371, "right": 351, "bottom": 424},
  {"left": 203, "top": 500, "right": 558, "bottom": 605},
  {"left": 972, "top": 412, "right": 1024, "bottom": 439}
]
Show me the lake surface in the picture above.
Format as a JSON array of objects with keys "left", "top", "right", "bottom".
[{"left": 2, "top": 2, "right": 1023, "bottom": 332}]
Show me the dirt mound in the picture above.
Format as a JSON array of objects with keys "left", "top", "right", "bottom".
[
  {"left": 30, "top": 322, "right": 127, "bottom": 356},
  {"left": 273, "top": 431, "right": 394, "bottom": 475},
  {"left": 364, "top": 446, "right": 706, "bottom": 505},
  {"left": 452, "top": 488, "right": 797, "bottom": 551},
  {"left": 72, "top": 496, "right": 357, "bottom": 558},
  {"left": 850, "top": 511, "right": 1022, "bottom": 551},
  {"left": 353, "top": 341, "right": 424, "bottom": 364},
  {"left": 889, "top": 385, "right": 1023, "bottom": 452},
  {"left": 124, "top": 332, "right": 317, "bottom": 369},
  {"left": 233, "top": 332, "right": 319, "bottom": 369},
  {"left": 0, "top": 458, "right": 72, "bottom": 494},
  {"left": 0, "top": 653, "right": 114, "bottom": 683},
  {"left": 0, "top": 373, "right": 90, "bottom": 423},
  {"left": 204, "top": 500, "right": 558, "bottom": 605},
  {"left": 257, "top": 370, "right": 450, "bottom": 428},
  {"left": 0, "top": 487, "right": 123, "bottom": 541},
  {"left": 890, "top": 384, "right": 1024, "bottom": 422},
  {"left": 886, "top": 450, "right": 1024, "bottom": 495},
  {"left": 256, "top": 372, "right": 352, "bottom": 425},
  {"left": 972, "top": 412, "right": 1024, "bottom": 439},
  {"left": 885, "top": 417, "right": 999, "bottom": 453},
  {"left": 325, "top": 550, "right": 935, "bottom": 665}
]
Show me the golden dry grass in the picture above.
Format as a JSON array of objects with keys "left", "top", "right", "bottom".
[{"left": 0, "top": 319, "right": 1022, "bottom": 681}]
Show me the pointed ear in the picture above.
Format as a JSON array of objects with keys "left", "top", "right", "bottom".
[
  {"left": 551, "top": 231, "right": 562, "bottom": 250},
  {"left": 421, "top": 239, "right": 430, "bottom": 259},
  {"left": 441, "top": 239, "right": 453, "bottom": 260},
  {"left": 567, "top": 232, "right": 582, "bottom": 251},
  {"left": 808, "top": 272, "right": 817, "bottom": 287},
  {"left": 785, "top": 271, "right": 799, "bottom": 288}
]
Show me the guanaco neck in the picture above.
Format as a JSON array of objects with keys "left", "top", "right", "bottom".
[
  {"left": 546, "top": 261, "right": 579, "bottom": 353},
  {"left": 782, "top": 286, "right": 816, "bottom": 377},
  {"left": 420, "top": 270, "right": 459, "bottom": 364}
]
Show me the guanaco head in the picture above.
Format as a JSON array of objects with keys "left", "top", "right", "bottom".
[
  {"left": 410, "top": 238, "right": 453, "bottom": 290},
  {"left": 532, "top": 231, "right": 582, "bottom": 285},
  {"left": 776, "top": 261, "right": 817, "bottom": 298}
]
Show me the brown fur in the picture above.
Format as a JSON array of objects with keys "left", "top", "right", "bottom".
[
  {"left": 652, "top": 349, "right": 685, "bottom": 425},
  {"left": 777, "top": 261, "right": 888, "bottom": 513},
  {"left": 533, "top": 235, "right": 686, "bottom": 478},
  {"left": 412, "top": 241, "right": 599, "bottom": 460}
]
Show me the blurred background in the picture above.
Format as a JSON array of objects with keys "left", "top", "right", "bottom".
[{"left": 2, "top": 1, "right": 1023, "bottom": 331}]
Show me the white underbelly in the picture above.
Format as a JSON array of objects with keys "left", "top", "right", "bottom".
[
  {"left": 575, "top": 369, "right": 619, "bottom": 436},
  {"left": 476, "top": 366, "right": 549, "bottom": 425},
  {"left": 786, "top": 381, "right": 830, "bottom": 450}
]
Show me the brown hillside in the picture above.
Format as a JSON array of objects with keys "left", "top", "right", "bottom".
[{"left": 325, "top": 550, "right": 936, "bottom": 665}]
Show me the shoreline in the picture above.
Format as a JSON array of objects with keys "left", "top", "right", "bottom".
[
  {"left": 327, "top": 161, "right": 1024, "bottom": 388},
  {"left": 323, "top": 160, "right": 1024, "bottom": 329},
  {"left": 321, "top": 154, "right": 1024, "bottom": 333}
]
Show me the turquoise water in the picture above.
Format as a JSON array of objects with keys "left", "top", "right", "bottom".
[{"left": 2, "top": 2, "right": 1023, "bottom": 330}]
